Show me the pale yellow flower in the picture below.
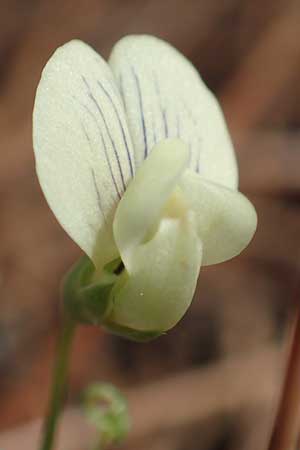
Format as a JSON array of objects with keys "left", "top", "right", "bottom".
[{"left": 33, "top": 35, "right": 257, "bottom": 335}]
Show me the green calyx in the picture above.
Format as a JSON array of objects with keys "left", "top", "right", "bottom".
[
  {"left": 62, "top": 256, "right": 117, "bottom": 326},
  {"left": 62, "top": 255, "right": 163, "bottom": 341}
]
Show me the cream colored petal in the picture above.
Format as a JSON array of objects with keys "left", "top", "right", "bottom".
[
  {"left": 109, "top": 34, "right": 237, "bottom": 189},
  {"left": 179, "top": 170, "right": 257, "bottom": 265},
  {"left": 113, "top": 138, "right": 190, "bottom": 270},
  {"left": 33, "top": 40, "right": 135, "bottom": 269},
  {"left": 110, "top": 210, "right": 202, "bottom": 332}
]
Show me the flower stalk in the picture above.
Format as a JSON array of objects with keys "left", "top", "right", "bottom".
[{"left": 39, "top": 315, "right": 76, "bottom": 450}]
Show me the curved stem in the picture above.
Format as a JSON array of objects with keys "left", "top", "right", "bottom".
[
  {"left": 39, "top": 316, "right": 76, "bottom": 450},
  {"left": 268, "top": 306, "right": 300, "bottom": 450}
]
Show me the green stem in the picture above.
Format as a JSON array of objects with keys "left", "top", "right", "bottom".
[{"left": 39, "top": 315, "right": 76, "bottom": 450}]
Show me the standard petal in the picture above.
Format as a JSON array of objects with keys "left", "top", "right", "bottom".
[
  {"left": 109, "top": 213, "right": 202, "bottom": 332},
  {"left": 33, "top": 40, "right": 135, "bottom": 269},
  {"left": 179, "top": 170, "right": 257, "bottom": 265},
  {"left": 109, "top": 35, "right": 238, "bottom": 189},
  {"left": 113, "top": 138, "right": 190, "bottom": 270}
]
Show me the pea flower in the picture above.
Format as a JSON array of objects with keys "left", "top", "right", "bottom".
[{"left": 33, "top": 35, "right": 257, "bottom": 338}]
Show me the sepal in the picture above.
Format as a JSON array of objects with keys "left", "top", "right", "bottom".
[
  {"left": 62, "top": 256, "right": 117, "bottom": 325},
  {"left": 62, "top": 256, "right": 164, "bottom": 341}
]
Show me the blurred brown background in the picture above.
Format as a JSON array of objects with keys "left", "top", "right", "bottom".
[{"left": 1, "top": 0, "right": 300, "bottom": 449}]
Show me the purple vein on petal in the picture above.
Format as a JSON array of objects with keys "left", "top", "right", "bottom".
[
  {"left": 79, "top": 122, "right": 105, "bottom": 218},
  {"left": 82, "top": 76, "right": 126, "bottom": 192},
  {"left": 118, "top": 73, "right": 127, "bottom": 111},
  {"left": 153, "top": 75, "right": 168, "bottom": 139},
  {"left": 151, "top": 112, "right": 157, "bottom": 145},
  {"left": 131, "top": 66, "right": 148, "bottom": 158},
  {"left": 181, "top": 99, "right": 202, "bottom": 172},
  {"left": 97, "top": 80, "right": 134, "bottom": 178},
  {"left": 73, "top": 94, "right": 122, "bottom": 199},
  {"left": 90, "top": 167, "right": 108, "bottom": 224}
]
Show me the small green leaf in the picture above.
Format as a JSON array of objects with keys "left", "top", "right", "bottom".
[{"left": 82, "top": 383, "right": 130, "bottom": 449}]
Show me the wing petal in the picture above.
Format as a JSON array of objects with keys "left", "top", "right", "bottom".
[{"left": 180, "top": 170, "right": 257, "bottom": 265}]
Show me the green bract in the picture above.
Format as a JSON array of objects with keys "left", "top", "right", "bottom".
[{"left": 33, "top": 35, "right": 257, "bottom": 339}]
